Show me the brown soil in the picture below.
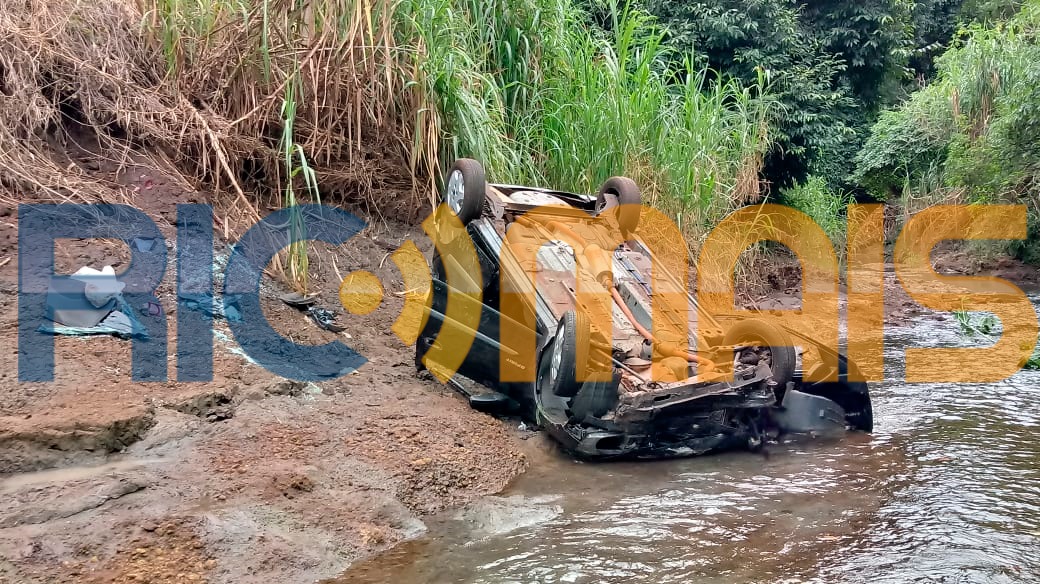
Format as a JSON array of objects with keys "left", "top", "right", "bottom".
[
  {"left": 2, "top": 139, "right": 1037, "bottom": 583},
  {"left": 736, "top": 243, "right": 1040, "bottom": 326},
  {"left": 0, "top": 151, "right": 526, "bottom": 583}
]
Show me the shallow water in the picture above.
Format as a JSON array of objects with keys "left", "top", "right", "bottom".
[{"left": 339, "top": 295, "right": 1040, "bottom": 584}]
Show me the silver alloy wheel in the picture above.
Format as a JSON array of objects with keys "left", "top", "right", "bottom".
[
  {"left": 445, "top": 169, "right": 465, "bottom": 214},
  {"left": 550, "top": 324, "right": 565, "bottom": 383}
]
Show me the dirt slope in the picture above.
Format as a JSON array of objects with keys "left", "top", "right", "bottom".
[
  {"left": 0, "top": 157, "right": 526, "bottom": 584},
  {"left": 1, "top": 141, "right": 1036, "bottom": 584}
]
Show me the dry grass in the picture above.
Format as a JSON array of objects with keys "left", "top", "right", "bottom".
[
  {"left": 0, "top": 0, "right": 155, "bottom": 203},
  {"left": 0, "top": 0, "right": 781, "bottom": 298},
  {"left": 0, "top": 0, "right": 429, "bottom": 229}
]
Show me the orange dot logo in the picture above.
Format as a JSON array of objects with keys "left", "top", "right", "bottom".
[{"left": 338, "top": 270, "right": 384, "bottom": 315}]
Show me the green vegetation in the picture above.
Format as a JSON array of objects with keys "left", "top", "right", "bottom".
[
  {"left": 2, "top": 0, "right": 1037, "bottom": 274},
  {"left": 398, "top": 0, "right": 773, "bottom": 241},
  {"left": 953, "top": 309, "right": 999, "bottom": 336},
  {"left": 856, "top": 0, "right": 1040, "bottom": 262},
  {"left": 953, "top": 310, "right": 1038, "bottom": 375},
  {"left": 1026, "top": 349, "right": 1040, "bottom": 370},
  {"left": 780, "top": 176, "right": 854, "bottom": 246}
]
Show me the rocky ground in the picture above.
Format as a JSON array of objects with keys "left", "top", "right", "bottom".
[{"left": 1, "top": 151, "right": 1037, "bottom": 583}]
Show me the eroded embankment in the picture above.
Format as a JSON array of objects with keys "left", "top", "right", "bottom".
[
  {"left": 2, "top": 144, "right": 1038, "bottom": 584},
  {"left": 0, "top": 157, "right": 525, "bottom": 584}
]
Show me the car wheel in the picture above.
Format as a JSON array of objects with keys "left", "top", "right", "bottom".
[
  {"left": 569, "top": 373, "right": 619, "bottom": 421},
  {"left": 429, "top": 250, "right": 446, "bottom": 282},
  {"left": 722, "top": 319, "right": 797, "bottom": 388},
  {"left": 443, "top": 159, "right": 486, "bottom": 225},
  {"left": 546, "top": 310, "right": 590, "bottom": 398},
  {"left": 595, "top": 176, "right": 641, "bottom": 237}
]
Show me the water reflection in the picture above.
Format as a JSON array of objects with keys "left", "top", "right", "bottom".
[{"left": 339, "top": 296, "right": 1040, "bottom": 584}]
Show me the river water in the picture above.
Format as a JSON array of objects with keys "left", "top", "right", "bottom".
[{"left": 340, "top": 295, "right": 1040, "bottom": 584}]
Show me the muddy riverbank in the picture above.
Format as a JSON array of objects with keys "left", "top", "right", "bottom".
[
  {"left": 0, "top": 159, "right": 527, "bottom": 584},
  {"left": 1, "top": 155, "right": 1038, "bottom": 583}
]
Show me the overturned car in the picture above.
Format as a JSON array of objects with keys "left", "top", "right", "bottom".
[{"left": 416, "top": 159, "right": 872, "bottom": 459}]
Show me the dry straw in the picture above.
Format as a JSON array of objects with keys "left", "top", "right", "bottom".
[{"left": 0, "top": 0, "right": 431, "bottom": 226}]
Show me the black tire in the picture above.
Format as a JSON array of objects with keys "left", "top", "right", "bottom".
[
  {"left": 546, "top": 310, "right": 590, "bottom": 398},
  {"left": 722, "top": 319, "right": 797, "bottom": 388},
  {"left": 841, "top": 379, "right": 873, "bottom": 432},
  {"left": 569, "top": 372, "right": 620, "bottom": 421},
  {"left": 595, "top": 176, "right": 641, "bottom": 237},
  {"left": 442, "top": 158, "right": 487, "bottom": 225},
  {"left": 414, "top": 251, "right": 445, "bottom": 373}
]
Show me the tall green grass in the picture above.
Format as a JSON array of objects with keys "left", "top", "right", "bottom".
[
  {"left": 529, "top": 12, "right": 770, "bottom": 232},
  {"left": 394, "top": 0, "right": 559, "bottom": 187},
  {"left": 781, "top": 176, "right": 854, "bottom": 246},
  {"left": 147, "top": 0, "right": 773, "bottom": 265},
  {"left": 280, "top": 64, "right": 321, "bottom": 293},
  {"left": 397, "top": 0, "right": 772, "bottom": 242}
]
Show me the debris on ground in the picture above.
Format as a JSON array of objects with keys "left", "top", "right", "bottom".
[
  {"left": 46, "top": 266, "right": 124, "bottom": 328},
  {"left": 42, "top": 308, "right": 137, "bottom": 338},
  {"left": 74, "top": 266, "right": 125, "bottom": 309},
  {"left": 306, "top": 306, "right": 345, "bottom": 332},
  {"left": 130, "top": 237, "right": 158, "bottom": 252},
  {"left": 277, "top": 289, "right": 347, "bottom": 332},
  {"left": 42, "top": 265, "right": 149, "bottom": 338},
  {"left": 279, "top": 291, "right": 319, "bottom": 308},
  {"left": 178, "top": 293, "right": 243, "bottom": 322}
]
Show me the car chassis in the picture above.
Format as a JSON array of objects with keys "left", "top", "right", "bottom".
[{"left": 417, "top": 159, "right": 873, "bottom": 459}]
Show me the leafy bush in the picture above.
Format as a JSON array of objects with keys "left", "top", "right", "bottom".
[
  {"left": 911, "top": 0, "right": 967, "bottom": 78},
  {"left": 800, "top": 0, "right": 911, "bottom": 109},
  {"left": 855, "top": 0, "right": 1040, "bottom": 262},
  {"left": 853, "top": 86, "right": 956, "bottom": 198},
  {"left": 780, "top": 176, "right": 853, "bottom": 244},
  {"left": 960, "top": 0, "right": 1025, "bottom": 23}
]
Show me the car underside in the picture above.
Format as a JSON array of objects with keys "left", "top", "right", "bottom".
[{"left": 416, "top": 159, "right": 873, "bottom": 459}]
